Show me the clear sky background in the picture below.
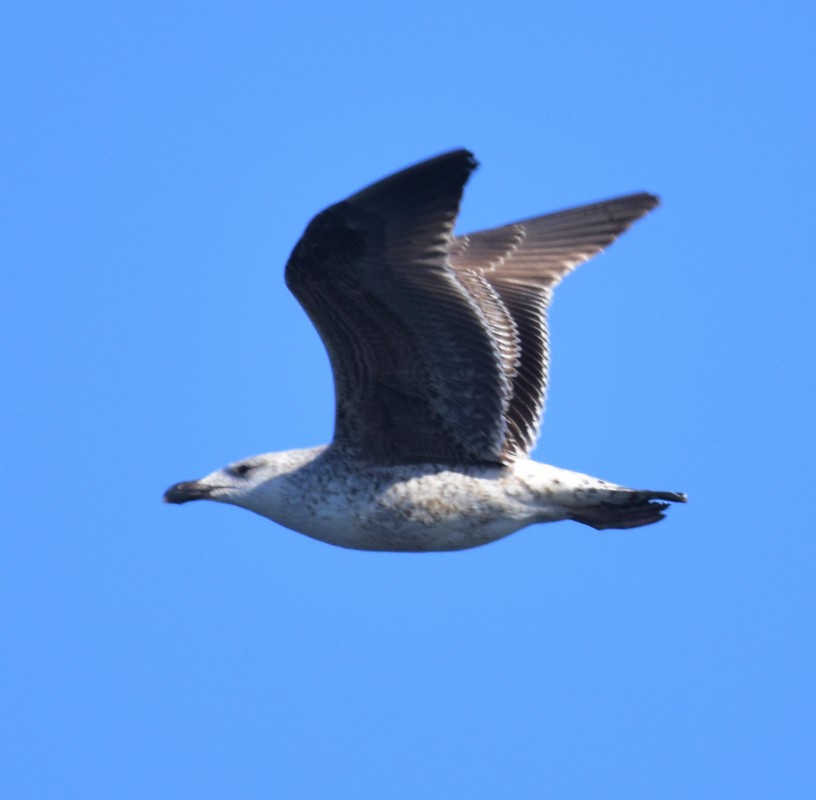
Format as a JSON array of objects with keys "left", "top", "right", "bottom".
[{"left": 2, "top": 1, "right": 814, "bottom": 797}]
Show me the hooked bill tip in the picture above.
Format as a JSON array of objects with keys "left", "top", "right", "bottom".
[{"left": 163, "top": 480, "right": 210, "bottom": 504}]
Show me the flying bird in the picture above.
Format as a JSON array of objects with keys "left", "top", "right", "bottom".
[{"left": 164, "top": 150, "right": 685, "bottom": 550}]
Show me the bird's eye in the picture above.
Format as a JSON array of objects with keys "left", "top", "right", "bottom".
[{"left": 229, "top": 463, "right": 255, "bottom": 478}]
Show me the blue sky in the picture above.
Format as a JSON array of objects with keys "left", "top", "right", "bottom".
[{"left": 2, "top": 1, "right": 814, "bottom": 797}]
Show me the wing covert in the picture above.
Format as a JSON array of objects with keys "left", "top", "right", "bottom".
[
  {"left": 285, "top": 150, "right": 515, "bottom": 464},
  {"left": 285, "top": 149, "right": 659, "bottom": 465}
]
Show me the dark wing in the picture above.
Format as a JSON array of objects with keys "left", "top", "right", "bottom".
[
  {"left": 285, "top": 150, "right": 517, "bottom": 464},
  {"left": 450, "top": 193, "right": 660, "bottom": 459},
  {"left": 285, "top": 148, "right": 659, "bottom": 465}
]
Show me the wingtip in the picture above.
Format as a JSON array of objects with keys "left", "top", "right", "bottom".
[
  {"left": 460, "top": 148, "right": 478, "bottom": 170},
  {"left": 626, "top": 192, "right": 661, "bottom": 214},
  {"left": 433, "top": 147, "right": 479, "bottom": 175}
]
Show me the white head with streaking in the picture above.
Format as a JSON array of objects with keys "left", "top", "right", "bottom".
[{"left": 165, "top": 150, "right": 685, "bottom": 551}]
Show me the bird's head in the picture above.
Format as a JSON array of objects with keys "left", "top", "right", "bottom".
[
  {"left": 163, "top": 456, "right": 276, "bottom": 507},
  {"left": 163, "top": 446, "right": 326, "bottom": 512}
]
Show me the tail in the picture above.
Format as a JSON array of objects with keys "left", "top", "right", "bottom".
[{"left": 567, "top": 489, "right": 687, "bottom": 530}]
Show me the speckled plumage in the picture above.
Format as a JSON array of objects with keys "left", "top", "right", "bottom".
[{"left": 164, "top": 150, "right": 685, "bottom": 550}]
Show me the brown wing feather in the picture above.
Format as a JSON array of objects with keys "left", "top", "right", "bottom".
[
  {"left": 286, "top": 148, "right": 658, "bottom": 465},
  {"left": 285, "top": 150, "right": 515, "bottom": 464},
  {"left": 451, "top": 192, "right": 659, "bottom": 459}
]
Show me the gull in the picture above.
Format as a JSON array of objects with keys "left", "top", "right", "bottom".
[{"left": 164, "top": 150, "right": 685, "bottom": 551}]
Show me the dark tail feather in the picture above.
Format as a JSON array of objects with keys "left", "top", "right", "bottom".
[{"left": 569, "top": 490, "right": 687, "bottom": 531}]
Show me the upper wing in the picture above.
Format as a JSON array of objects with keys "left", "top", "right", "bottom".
[
  {"left": 450, "top": 193, "right": 660, "bottom": 458},
  {"left": 285, "top": 149, "right": 659, "bottom": 465},
  {"left": 285, "top": 150, "right": 516, "bottom": 464}
]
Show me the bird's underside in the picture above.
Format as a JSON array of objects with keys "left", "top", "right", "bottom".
[{"left": 164, "top": 149, "right": 685, "bottom": 549}]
